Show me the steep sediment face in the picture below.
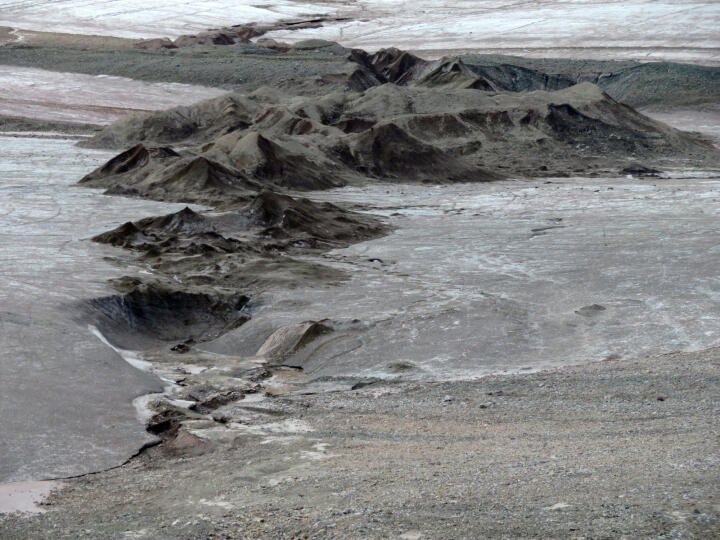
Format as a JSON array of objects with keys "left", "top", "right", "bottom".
[{"left": 82, "top": 279, "right": 250, "bottom": 349}]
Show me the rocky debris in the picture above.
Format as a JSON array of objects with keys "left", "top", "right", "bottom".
[
  {"left": 162, "top": 430, "right": 207, "bottom": 455},
  {"left": 255, "top": 321, "right": 332, "bottom": 364},
  {"left": 133, "top": 38, "right": 177, "bottom": 50},
  {"left": 174, "top": 32, "right": 237, "bottom": 47},
  {"left": 231, "top": 25, "right": 266, "bottom": 43},
  {"left": 3, "top": 348, "right": 719, "bottom": 538},
  {"left": 255, "top": 38, "right": 291, "bottom": 52},
  {"left": 621, "top": 165, "right": 662, "bottom": 176}
]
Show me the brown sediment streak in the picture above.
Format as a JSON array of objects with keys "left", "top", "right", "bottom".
[{"left": 0, "top": 97, "right": 152, "bottom": 115}]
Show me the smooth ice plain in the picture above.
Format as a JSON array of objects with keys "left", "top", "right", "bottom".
[
  {"left": 206, "top": 174, "right": 720, "bottom": 380},
  {"left": 0, "top": 137, "right": 189, "bottom": 482}
]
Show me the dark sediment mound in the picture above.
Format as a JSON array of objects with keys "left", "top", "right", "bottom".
[
  {"left": 84, "top": 72, "right": 719, "bottom": 206},
  {"left": 82, "top": 94, "right": 261, "bottom": 149},
  {"left": 81, "top": 147, "right": 258, "bottom": 205},
  {"left": 81, "top": 80, "right": 718, "bottom": 203},
  {"left": 240, "top": 189, "right": 388, "bottom": 246},
  {"left": 621, "top": 165, "right": 662, "bottom": 176},
  {"left": 135, "top": 206, "right": 215, "bottom": 236},
  {"left": 349, "top": 47, "right": 427, "bottom": 85},
  {"left": 133, "top": 38, "right": 177, "bottom": 50},
  {"left": 460, "top": 54, "right": 720, "bottom": 109},
  {"left": 95, "top": 144, "right": 179, "bottom": 176},
  {"left": 138, "top": 156, "right": 260, "bottom": 204},
  {"left": 346, "top": 121, "right": 499, "bottom": 182},
  {"left": 91, "top": 207, "right": 233, "bottom": 253},
  {"left": 90, "top": 189, "right": 384, "bottom": 302},
  {"left": 79, "top": 143, "right": 180, "bottom": 192},
  {"left": 204, "top": 131, "right": 342, "bottom": 190},
  {"left": 174, "top": 32, "right": 237, "bottom": 47},
  {"left": 92, "top": 221, "right": 151, "bottom": 249},
  {"left": 82, "top": 278, "right": 250, "bottom": 349},
  {"left": 415, "top": 59, "right": 496, "bottom": 90},
  {"left": 93, "top": 190, "right": 386, "bottom": 255},
  {"left": 457, "top": 61, "right": 575, "bottom": 92},
  {"left": 347, "top": 51, "right": 574, "bottom": 93}
]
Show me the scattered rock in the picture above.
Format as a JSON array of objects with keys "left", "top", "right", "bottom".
[
  {"left": 575, "top": 304, "right": 607, "bottom": 317},
  {"left": 621, "top": 165, "right": 662, "bottom": 176},
  {"left": 255, "top": 38, "right": 291, "bottom": 52},
  {"left": 164, "top": 430, "right": 206, "bottom": 452},
  {"left": 545, "top": 502, "right": 572, "bottom": 511},
  {"left": 133, "top": 38, "right": 177, "bottom": 50},
  {"left": 174, "top": 32, "right": 236, "bottom": 47},
  {"left": 256, "top": 321, "right": 333, "bottom": 364}
]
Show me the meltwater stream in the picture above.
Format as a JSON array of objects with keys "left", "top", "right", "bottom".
[{"left": 0, "top": 137, "right": 189, "bottom": 482}]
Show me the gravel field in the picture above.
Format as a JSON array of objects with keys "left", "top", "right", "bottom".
[{"left": 1, "top": 347, "right": 718, "bottom": 538}]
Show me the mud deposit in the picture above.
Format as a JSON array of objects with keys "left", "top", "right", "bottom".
[{"left": 0, "top": 137, "right": 194, "bottom": 482}]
